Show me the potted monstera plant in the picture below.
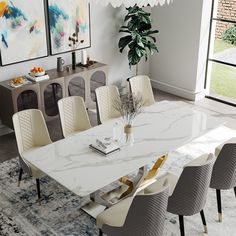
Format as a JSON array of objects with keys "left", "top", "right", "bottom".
[{"left": 118, "top": 5, "right": 159, "bottom": 75}]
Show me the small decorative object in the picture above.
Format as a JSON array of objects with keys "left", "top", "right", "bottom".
[
  {"left": 113, "top": 121, "right": 122, "bottom": 143},
  {"left": 71, "top": 51, "right": 76, "bottom": 70},
  {"left": 9, "top": 77, "right": 26, "bottom": 88},
  {"left": 89, "top": 138, "right": 120, "bottom": 156},
  {"left": 26, "top": 68, "right": 49, "bottom": 82},
  {"left": 66, "top": 65, "right": 71, "bottom": 72},
  {"left": 78, "top": 58, "right": 97, "bottom": 68},
  {"left": 68, "top": 32, "right": 84, "bottom": 70},
  {"left": 118, "top": 5, "right": 159, "bottom": 75},
  {"left": 81, "top": 49, "right": 87, "bottom": 65},
  {"left": 114, "top": 92, "right": 144, "bottom": 145},
  {"left": 57, "top": 57, "right": 65, "bottom": 72},
  {"left": 47, "top": 0, "right": 91, "bottom": 55},
  {"left": 87, "top": 56, "right": 90, "bottom": 64},
  {"left": 30, "top": 67, "right": 45, "bottom": 76}
]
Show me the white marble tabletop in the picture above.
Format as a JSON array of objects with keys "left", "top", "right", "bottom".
[{"left": 22, "top": 101, "right": 223, "bottom": 197}]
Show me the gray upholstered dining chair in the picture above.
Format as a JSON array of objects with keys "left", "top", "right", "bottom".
[
  {"left": 210, "top": 139, "right": 236, "bottom": 222},
  {"left": 97, "top": 184, "right": 169, "bottom": 236},
  {"left": 95, "top": 85, "right": 121, "bottom": 124},
  {"left": 145, "top": 153, "right": 215, "bottom": 236},
  {"left": 13, "top": 109, "right": 52, "bottom": 205}
]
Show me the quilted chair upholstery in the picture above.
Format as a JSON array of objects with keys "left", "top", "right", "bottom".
[
  {"left": 168, "top": 154, "right": 215, "bottom": 215},
  {"left": 210, "top": 142, "right": 236, "bottom": 222},
  {"left": 13, "top": 109, "right": 52, "bottom": 205},
  {"left": 58, "top": 96, "right": 91, "bottom": 138},
  {"left": 95, "top": 85, "right": 121, "bottom": 124},
  {"left": 145, "top": 153, "right": 215, "bottom": 236},
  {"left": 97, "top": 184, "right": 169, "bottom": 236},
  {"left": 129, "top": 75, "right": 155, "bottom": 106}
]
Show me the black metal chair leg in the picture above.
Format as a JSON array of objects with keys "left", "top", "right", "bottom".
[
  {"left": 200, "top": 210, "right": 208, "bottom": 233},
  {"left": 18, "top": 167, "right": 23, "bottom": 187},
  {"left": 216, "top": 189, "right": 222, "bottom": 222},
  {"left": 179, "top": 215, "right": 185, "bottom": 236},
  {"left": 99, "top": 229, "right": 103, "bottom": 236},
  {"left": 234, "top": 187, "right": 236, "bottom": 198},
  {"left": 36, "top": 179, "right": 41, "bottom": 206}
]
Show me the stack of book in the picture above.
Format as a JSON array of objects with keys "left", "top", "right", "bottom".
[
  {"left": 26, "top": 73, "right": 49, "bottom": 82},
  {"left": 90, "top": 139, "right": 120, "bottom": 156}
]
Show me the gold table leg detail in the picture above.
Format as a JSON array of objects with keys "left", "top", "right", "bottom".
[
  {"left": 119, "top": 154, "right": 168, "bottom": 198},
  {"left": 37, "top": 198, "right": 42, "bottom": 206},
  {"left": 144, "top": 154, "right": 168, "bottom": 181},
  {"left": 204, "top": 225, "right": 208, "bottom": 234},
  {"left": 218, "top": 213, "right": 222, "bottom": 222},
  {"left": 119, "top": 177, "right": 134, "bottom": 199}
]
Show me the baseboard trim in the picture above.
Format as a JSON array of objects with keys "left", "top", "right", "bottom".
[{"left": 151, "top": 80, "right": 205, "bottom": 101}]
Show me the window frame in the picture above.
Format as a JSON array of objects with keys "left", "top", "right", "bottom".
[{"left": 205, "top": 0, "right": 236, "bottom": 106}]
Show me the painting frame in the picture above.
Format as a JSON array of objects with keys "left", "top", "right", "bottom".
[
  {"left": 0, "top": 0, "right": 49, "bottom": 66},
  {"left": 46, "top": 0, "right": 91, "bottom": 56}
]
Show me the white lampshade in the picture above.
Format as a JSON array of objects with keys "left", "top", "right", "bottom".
[{"left": 89, "top": 0, "right": 173, "bottom": 7}]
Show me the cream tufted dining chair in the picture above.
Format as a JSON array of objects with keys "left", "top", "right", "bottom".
[
  {"left": 97, "top": 183, "right": 169, "bottom": 236},
  {"left": 58, "top": 96, "right": 91, "bottom": 138},
  {"left": 95, "top": 85, "right": 121, "bottom": 124},
  {"left": 129, "top": 75, "right": 155, "bottom": 106},
  {"left": 145, "top": 153, "right": 215, "bottom": 236},
  {"left": 210, "top": 139, "right": 236, "bottom": 222},
  {"left": 13, "top": 109, "right": 52, "bottom": 205}
]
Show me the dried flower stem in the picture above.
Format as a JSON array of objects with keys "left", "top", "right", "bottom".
[
  {"left": 68, "top": 32, "right": 84, "bottom": 51},
  {"left": 113, "top": 92, "right": 144, "bottom": 126}
]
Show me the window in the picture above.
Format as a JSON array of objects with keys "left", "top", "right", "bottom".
[{"left": 206, "top": 0, "right": 236, "bottom": 105}]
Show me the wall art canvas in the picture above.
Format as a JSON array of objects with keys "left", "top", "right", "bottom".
[
  {"left": 0, "top": 0, "right": 48, "bottom": 66},
  {"left": 47, "top": 0, "right": 91, "bottom": 55}
]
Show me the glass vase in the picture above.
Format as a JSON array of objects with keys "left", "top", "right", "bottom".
[{"left": 124, "top": 124, "right": 134, "bottom": 146}]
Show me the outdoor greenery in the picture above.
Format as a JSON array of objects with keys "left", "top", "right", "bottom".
[
  {"left": 214, "top": 39, "right": 235, "bottom": 53},
  {"left": 210, "top": 39, "right": 236, "bottom": 101},
  {"left": 118, "top": 6, "right": 158, "bottom": 72},
  {"left": 210, "top": 63, "right": 236, "bottom": 100},
  {"left": 223, "top": 25, "right": 236, "bottom": 45}
]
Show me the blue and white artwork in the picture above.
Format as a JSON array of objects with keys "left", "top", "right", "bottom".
[
  {"left": 0, "top": 0, "right": 48, "bottom": 65},
  {"left": 47, "top": 0, "right": 91, "bottom": 55}
]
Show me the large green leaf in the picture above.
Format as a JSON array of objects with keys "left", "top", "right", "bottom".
[
  {"left": 119, "top": 29, "right": 130, "bottom": 34},
  {"left": 118, "top": 35, "right": 132, "bottom": 52},
  {"left": 144, "top": 30, "right": 159, "bottom": 35}
]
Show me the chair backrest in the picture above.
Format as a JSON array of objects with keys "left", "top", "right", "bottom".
[
  {"left": 129, "top": 75, "right": 155, "bottom": 106},
  {"left": 95, "top": 85, "right": 120, "bottom": 124},
  {"left": 12, "top": 109, "right": 52, "bottom": 155},
  {"left": 211, "top": 143, "right": 236, "bottom": 190},
  {"left": 58, "top": 96, "right": 91, "bottom": 138},
  {"left": 103, "top": 185, "right": 169, "bottom": 236},
  {"left": 168, "top": 154, "right": 215, "bottom": 216}
]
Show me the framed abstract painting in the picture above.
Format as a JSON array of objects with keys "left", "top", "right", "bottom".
[
  {"left": 47, "top": 0, "right": 91, "bottom": 55},
  {"left": 0, "top": 0, "right": 48, "bottom": 66}
]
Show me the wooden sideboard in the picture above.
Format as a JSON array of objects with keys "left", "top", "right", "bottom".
[{"left": 0, "top": 62, "right": 108, "bottom": 128}]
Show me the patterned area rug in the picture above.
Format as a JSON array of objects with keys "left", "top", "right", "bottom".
[{"left": 0, "top": 126, "right": 236, "bottom": 236}]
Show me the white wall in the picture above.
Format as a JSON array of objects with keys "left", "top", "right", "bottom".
[
  {"left": 150, "top": 0, "right": 212, "bottom": 100},
  {"left": 0, "top": 4, "right": 149, "bottom": 86},
  {"left": 0, "top": 0, "right": 212, "bottom": 117}
]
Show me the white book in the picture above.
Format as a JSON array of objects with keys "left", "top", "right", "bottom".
[
  {"left": 26, "top": 73, "right": 50, "bottom": 82},
  {"left": 90, "top": 139, "right": 120, "bottom": 156}
]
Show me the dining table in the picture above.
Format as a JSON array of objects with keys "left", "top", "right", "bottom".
[{"left": 22, "top": 101, "right": 223, "bottom": 217}]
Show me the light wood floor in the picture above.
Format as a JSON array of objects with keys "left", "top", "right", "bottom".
[{"left": 1, "top": 89, "right": 236, "bottom": 163}]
